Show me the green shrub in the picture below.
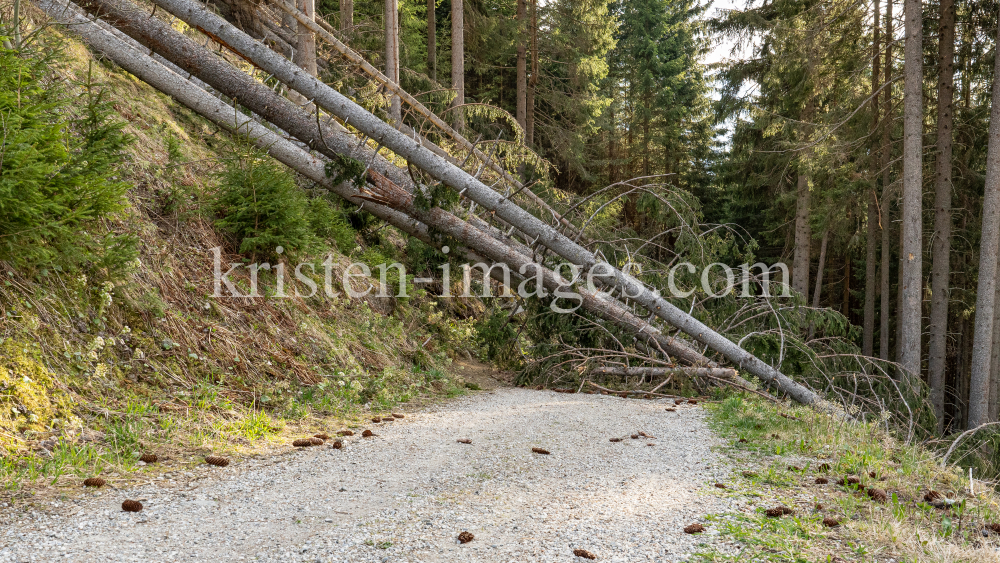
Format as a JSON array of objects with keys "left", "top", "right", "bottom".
[{"left": 0, "top": 43, "right": 135, "bottom": 274}]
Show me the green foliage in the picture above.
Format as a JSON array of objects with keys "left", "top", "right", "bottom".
[{"left": 0, "top": 45, "right": 135, "bottom": 275}]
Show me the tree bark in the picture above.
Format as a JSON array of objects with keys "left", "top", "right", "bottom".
[
  {"left": 929, "top": 0, "right": 956, "bottom": 432},
  {"left": 525, "top": 0, "right": 537, "bottom": 145},
  {"left": 990, "top": 258, "right": 1000, "bottom": 420},
  {"left": 427, "top": 0, "right": 436, "bottom": 81},
  {"left": 340, "top": 0, "right": 353, "bottom": 38},
  {"left": 899, "top": 0, "right": 923, "bottom": 385},
  {"left": 133, "top": 0, "right": 834, "bottom": 410},
  {"left": 295, "top": 0, "right": 317, "bottom": 76},
  {"left": 863, "top": 0, "right": 882, "bottom": 357},
  {"left": 968, "top": 19, "right": 1000, "bottom": 427},
  {"left": 451, "top": 0, "right": 464, "bottom": 131},
  {"left": 792, "top": 171, "right": 811, "bottom": 297},
  {"left": 879, "top": 0, "right": 894, "bottom": 361},
  {"left": 808, "top": 225, "right": 830, "bottom": 340},
  {"left": 516, "top": 0, "right": 527, "bottom": 133},
  {"left": 385, "top": 0, "right": 401, "bottom": 123}
]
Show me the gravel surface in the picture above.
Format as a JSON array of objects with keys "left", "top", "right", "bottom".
[{"left": 0, "top": 389, "right": 738, "bottom": 562}]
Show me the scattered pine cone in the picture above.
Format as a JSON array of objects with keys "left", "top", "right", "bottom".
[
  {"left": 741, "top": 471, "right": 757, "bottom": 478},
  {"left": 638, "top": 431, "right": 649, "bottom": 437},
  {"left": 688, "top": 399, "right": 698, "bottom": 405},
  {"left": 293, "top": 439, "right": 314, "bottom": 447},
  {"left": 646, "top": 443, "right": 655, "bottom": 446},
  {"left": 310, "top": 437, "right": 325, "bottom": 446},
  {"left": 332, "top": 440, "right": 343, "bottom": 449},
  {"left": 683, "top": 523, "right": 704, "bottom": 534},
  {"left": 392, "top": 413, "right": 404, "bottom": 418},
  {"left": 765, "top": 508, "right": 783, "bottom": 518},
  {"left": 630, "top": 434, "right": 639, "bottom": 439},
  {"left": 531, "top": 447, "right": 550, "bottom": 455},
  {"left": 837, "top": 476, "right": 860, "bottom": 487},
  {"left": 815, "top": 503, "right": 824, "bottom": 510},
  {"left": 923, "top": 490, "right": 942, "bottom": 502},
  {"left": 314, "top": 433, "right": 330, "bottom": 441},
  {"left": 205, "top": 456, "right": 229, "bottom": 467},
  {"left": 665, "top": 408, "right": 676, "bottom": 412},
  {"left": 674, "top": 399, "right": 684, "bottom": 405},
  {"left": 822, "top": 517, "right": 840, "bottom": 528},
  {"left": 815, "top": 477, "right": 829, "bottom": 485},
  {"left": 714, "top": 483, "right": 727, "bottom": 489},
  {"left": 788, "top": 465, "right": 802, "bottom": 471},
  {"left": 869, "top": 471, "right": 877, "bottom": 478},
  {"left": 771, "top": 433, "right": 780, "bottom": 439},
  {"left": 372, "top": 417, "right": 382, "bottom": 423},
  {"left": 986, "top": 523, "right": 1000, "bottom": 534},
  {"left": 818, "top": 463, "right": 831, "bottom": 472},
  {"left": 458, "top": 531, "right": 474, "bottom": 544},
  {"left": 362, "top": 429, "right": 375, "bottom": 437},
  {"left": 457, "top": 439, "right": 472, "bottom": 444},
  {"left": 83, "top": 477, "right": 105, "bottom": 488},
  {"left": 778, "top": 506, "right": 794, "bottom": 515},
  {"left": 382, "top": 417, "right": 394, "bottom": 422},
  {"left": 338, "top": 430, "right": 354, "bottom": 436},
  {"left": 609, "top": 438, "right": 622, "bottom": 443},
  {"left": 139, "top": 453, "right": 158, "bottom": 464},
  {"left": 573, "top": 548, "right": 597, "bottom": 559},
  {"left": 867, "top": 488, "right": 888, "bottom": 503},
  {"left": 737, "top": 438, "right": 748, "bottom": 443},
  {"left": 121, "top": 500, "right": 143, "bottom": 512}
]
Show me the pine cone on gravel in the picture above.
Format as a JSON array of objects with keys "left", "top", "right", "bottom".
[
  {"left": 338, "top": 430, "right": 354, "bottom": 436},
  {"left": 737, "top": 438, "right": 748, "bottom": 443},
  {"left": 362, "top": 429, "right": 375, "bottom": 437},
  {"left": 293, "top": 439, "right": 313, "bottom": 447},
  {"left": 683, "top": 523, "right": 704, "bottom": 534},
  {"left": 205, "top": 456, "right": 229, "bottom": 467},
  {"left": 815, "top": 477, "right": 829, "bottom": 484},
  {"left": 139, "top": 453, "right": 158, "bottom": 463},
  {"left": 674, "top": 399, "right": 684, "bottom": 405},
  {"left": 309, "top": 437, "right": 325, "bottom": 445},
  {"left": 372, "top": 417, "right": 382, "bottom": 423},
  {"left": 531, "top": 447, "right": 550, "bottom": 455},
  {"left": 573, "top": 548, "right": 597, "bottom": 559},
  {"left": 822, "top": 517, "right": 840, "bottom": 528},
  {"left": 714, "top": 483, "right": 727, "bottom": 489},
  {"left": 630, "top": 434, "right": 639, "bottom": 439},
  {"left": 392, "top": 413, "right": 405, "bottom": 419},
  {"left": 741, "top": 471, "right": 757, "bottom": 478},
  {"left": 332, "top": 440, "right": 343, "bottom": 449},
  {"left": 382, "top": 417, "right": 394, "bottom": 422},
  {"left": 83, "top": 477, "right": 105, "bottom": 488},
  {"left": 121, "top": 500, "right": 143, "bottom": 512},
  {"left": 818, "top": 463, "right": 831, "bottom": 472},
  {"left": 687, "top": 399, "right": 698, "bottom": 405},
  {"left": 867, "top": 488, "right": 888, "bottom": 503},
  {"left": 314, "top": 434, "right": 330, "bottom": 441},
  {"left": 665, "top": 408, "right": 676, "bottom": 412},
  {"left": 986, "top": 523, "right": 1000, "bottom": 534},
  {"left": 815, "top": 503, "right": 824, "bottom": 510},
  {"left": 609, "top": 438, "right": 622, "bottom": 443},
  {"left": 766, "top": 506, "right": 793, "bottom": 517},
  {"left": 788, "top": 465, "right": 802, "bottom": 471},
  {"left": 457, "top": 439, "right": 472, "bottom": 444},
  {"left": 458, "top": 531, "right": 474, "bottom": 544},
  {"left": 837, "top": 476, "right": 860, "bottom": 487},
  {"left": 923, "top": 490, "right": 942, "bottom": 502}
]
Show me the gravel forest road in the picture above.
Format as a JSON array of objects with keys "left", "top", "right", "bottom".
[{"left": 0, "top": 388, "right": 737, "bottom": 562}]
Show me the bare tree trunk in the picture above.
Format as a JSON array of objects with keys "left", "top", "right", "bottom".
[
  {"left": 793, "top": 171, "right": 811, "bottom": 297},
  {"left": 130, "top": 0, "right": 833, "bottom": 410},
  {"left": 879, "top": 0, "right": 894, "bottom": 362},
  {"left": 451, "top": 0, "right": 464, "bottom": 131},
  {"left": 968, "top": 19, "right": 1000, "bottom": 427},
  {"left": 295, "top": 0, "right": 316, "bottom": 76},
  {"left": 385, "top": 0, "right": 401, "bottom": 123},
  {"left": 516, "top": 0, "right": 526, "bottom": 132},
  {"left": 340, "top": 0, "right": 353, "bottom": 38},
  {"left": 863, "top": 0, "right": 882, "bottom": 357},
  {"left": 808, "top": 225, "right": 830, "bottom": 340},
  {"left": 990, "top": 261, "right": 1000, "bottom": 420},
  {"left": 525, "top": 0, "right": 537, "bottom": 145},
  {"left": 899, "top": 0, "right": 923, "bottom": 386},
  {"left": 929, "top": 0, "right": 956, "bottom": 432},
  {"left": 427, "top": 0, "right": 435, "bottom": 81}
]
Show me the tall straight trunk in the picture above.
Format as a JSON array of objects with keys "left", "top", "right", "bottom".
[
  {"left": 793, "top": 171, "right": 811, "bottom": 297},
  {"left": 516, "top": 0, "right": 527, "bottom": 132},
  {"left": 451, "top": 0, "right": 465, "bottom": 131},
  {"left": 968, "top": 20, "right": 1000, "bottom": 427},
  {"left": 385, "top": 0, "right": 401, "bottom": 123},
  {"left": 990, "top": 259, "right": 1000, "bottom": 420},
  {"left": 427, "top": 0, "right": 436, "bottom": 81},
  {"left": 843, "top": 255, "right": 851, "bottom": 316},
  {"left": 929, "top": 0, "right": 956, "bottom": 432},
  {"left": 808, "top": 225, "right": 830, "bottom": 340},
  {"left": 295, "top": 0, "right": 317, "bottom": 76},
  {"left": 899, "top": 0, "right": 922, "bottom": 384},
  {"left": 863, "top": 0, "right": 882, "bottom": 357},
  {"left": 879, "top": 0, "right": 894, "bottom": 361},
  {"left": 340, "top": 0, "right": 353, "bottom": 38},
  {"left": 525, "top": 0, "right": 537, "bottom": 145}
]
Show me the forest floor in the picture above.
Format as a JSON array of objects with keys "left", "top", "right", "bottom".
[{"left": 0, "top": 387, "right": 739, "bottom": 562}]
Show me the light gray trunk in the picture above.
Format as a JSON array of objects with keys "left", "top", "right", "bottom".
[
  {"left": 792, "top": 172, "right": 811, "bottom": 298},
  {"left": 990, "top": 261, "right": 1000, "bottom": 421},
  {"left": 340, "top": 0, "right": 353, "bottom": 37},
  {"left": 879, "top": 0, "right": 894, "bottom": 362},
  {"left": 427, "top": 0, "right": 435, "bottom": 81},
  {"left": 592, "top": 367, "right": 738, "bottom": 379},
  {"left": 929, "top": 0, "right": 955, "bottom": 432},
  {"left": 899, "top": 0, "right": 923, "bottom": 386},
  {"left": 451, "top": 0, "right": 464, "bottom": 131},
  {"left": 385, "top": 0, "right": 401, "bottom": 123},
  {"left": 968, "top": 18, "right": 1000, "bottom": 427},
  {"left": 863, "top": 0, "right": 882, "bottom": 358},
  {"left": 108, "top": 0, "right": 832, "bottom": 410},
  {"left": 516, "top": 0, "right": 526, "bottom": 132},
  {"left": 808, "top": 225, "right": 830, "bottom": 340},
  {"left": 295, "top": 0, "right": 316, "bottom": 76}
]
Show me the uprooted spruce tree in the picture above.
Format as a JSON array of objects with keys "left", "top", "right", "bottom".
[{"left": 21, "top": 0, "right": 1000, "bottom": 464}]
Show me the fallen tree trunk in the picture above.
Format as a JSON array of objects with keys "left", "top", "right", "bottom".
[
  {"left": 40, "top": 0, "right": 726, "bottom": 374},
  {"left": 592, "top": 367, "right": 738, "bottom": 379},
  {"left": 141, "top": 0, "right": 827, "bottom": 409}
]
